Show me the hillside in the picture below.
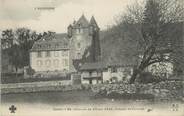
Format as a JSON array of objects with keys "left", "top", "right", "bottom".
[
  {"left": 99, "top": 26, "right": 140, "bottom": 65},
  {"left": 99, "top": 23, "right": 184, "bottom": 73}
]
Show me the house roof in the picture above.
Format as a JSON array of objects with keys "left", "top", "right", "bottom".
[
  {"left": 107, "top": 58, "right": 137, "bottom": 67},
  {"left": 80, "top": 58, "right": 136, "bottom": 71},
  {"left": 30, "top": 33, "right": 69, "bottom": 51},
  {"left": 80, "top": 62, "right": 106, "bottom": 71}
]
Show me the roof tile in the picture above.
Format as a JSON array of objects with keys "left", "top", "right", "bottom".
[{"left": 31, "top": 33, "right": 69, "bottom": 51}]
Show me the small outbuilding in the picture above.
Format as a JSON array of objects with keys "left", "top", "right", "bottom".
[{"left": 80, "top": 59, "right": 135, "bottom": 84}]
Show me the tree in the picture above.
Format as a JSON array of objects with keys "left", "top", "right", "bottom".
[
  {"left": 1, "top": 29, "right": 14, "bottom": 49},
  {"left": 7, "top": 44, "right": 23, "bottom": 73},
  {"left": 114, "top": 0, "right": 183, "bottom": 83},
  {"left": 1, "top": 28, "right": 43, "bottom": 73},
  {"left": 15, "top": 28, "right": 36, "bottom": 66}
]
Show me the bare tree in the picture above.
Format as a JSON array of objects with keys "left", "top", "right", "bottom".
[{"left": 114, "top": 0, "right": 184, "bottom": 83}]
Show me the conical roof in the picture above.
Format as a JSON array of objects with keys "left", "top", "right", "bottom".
[
  {"left": 90, "top": 16, "right": 99, "bottom": 28},
  {"left": 74, "top": 14, "right": 89, "bottom": 28}
]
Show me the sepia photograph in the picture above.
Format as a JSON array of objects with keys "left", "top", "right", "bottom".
[{"left": 0, "top": 0, "right": 184, "bottom": 116}]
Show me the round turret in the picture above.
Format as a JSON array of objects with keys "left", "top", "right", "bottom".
[{"left": 67, "top": 24, "right": 73, "bottom": 38}]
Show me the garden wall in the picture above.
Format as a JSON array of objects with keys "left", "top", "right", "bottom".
[
  {"left": 91, "top": 81, "right": 184, "bottom": 101},
  {"left": 0, "top": 80, "right": 81, "bottom": 94}
]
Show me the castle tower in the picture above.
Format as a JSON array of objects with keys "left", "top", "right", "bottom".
[
  {"left": 68, "top": 15, "right": 101, "bottom": 71},
  {"left": 89, "top": 16, "right": 101, "bottom": 61}
]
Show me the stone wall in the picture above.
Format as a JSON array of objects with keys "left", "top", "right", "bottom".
[
  {"left": 91, "top": 81, "right": 184, "bottom": 101},
  {"left": 2, "top": 80, "right": 183, "bottom": 102},
  {"left": 1, "top": 80, "right": 74, "bottom": 94}
]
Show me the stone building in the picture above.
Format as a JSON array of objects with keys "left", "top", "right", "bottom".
[
  {"left": 30, "top": 33, "right": 70, "bottom": 72},
  {"left": 68, "top": 15, "right": 101, "bottom": 71},
  {"left": 30, "top": 15, "right": 101, "bottom": 74},
  {"left": 80, "top": 59, "right": 135, "bottom": 84}
]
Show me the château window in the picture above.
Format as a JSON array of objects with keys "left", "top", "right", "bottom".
[
  {"left": 111, "top": 67, "right": 117, "bottom": 73},
  {"left": 37, "top": 51, "right": 42, "bottom": 58},
  {"left": 45, "top": 60, "right": 51, "bottom": 66},
  {"left": 78, "top": 28, "right": 83, "bottom": 33},
  {"left": 54, "top": 51, "right": 59, "bottom": 57},
  {"left": 63, "top": 59, "right": 68, "bottom": 67},
  {"left": 46, "top": 51, "right": 51, "bottom": 57},
  {"left": 54, "top": 59, "right": 59, "bottom": 67},
  {"left": 62, "top": 50, "right": 68, "bottom": 56},
  {"left": 81, "top": 29, "right": 83, "bottom": 33},
  {"left": 76, "top": 29, "right": 80, "bottom": 34},
  {"left": 37, "top": 60, "right": 42, "bottom": 66},
  {"left": 77, "top": 28, "right": 83, "bottom": 33}
]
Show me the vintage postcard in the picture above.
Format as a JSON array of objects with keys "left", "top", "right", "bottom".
[{"left": 0, "top": 0, "right": 184, "bottom": 116}]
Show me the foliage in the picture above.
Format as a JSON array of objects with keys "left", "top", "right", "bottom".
[
  {"left": 109, "top": 0, "right": 184, "bottom": 83},
  {"left": 1, "top": 29, "right": 14, "bottom": 49},
  {"left": 7, "top": 44, "right": 23, "bottom": 71},
  {"left": 26, "top": 67, "right": 35, "bottom": 75},
  {"left": 137, "top": 72, "right": 166, "bottom": 84},
  {"left": 1, "top": 28, "right": 43, "bottom": 73}
]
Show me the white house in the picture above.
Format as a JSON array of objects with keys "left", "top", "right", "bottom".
[
  {"left": 30, "top": 34, "right": 70, "bottom": 72},
  {"left": 80, "top": 62, "right": 104, "bottom": 84},
  {"left": 80, "top": 60, "right": 135, "bottom": 84}
]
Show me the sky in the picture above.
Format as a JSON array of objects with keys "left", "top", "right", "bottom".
[{"left": 0, "top": 0, "right": 137, "bottom": 33}]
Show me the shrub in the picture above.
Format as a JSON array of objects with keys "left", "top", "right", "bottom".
[
  {"left": 26, "top": 67, "right": 35, "bottom": 75},
  {"left": 137, "top": 72, "right": 166, "bottom": 84}
]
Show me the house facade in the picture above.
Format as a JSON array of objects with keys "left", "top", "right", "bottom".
[
  {"left": 80, "top": 61, "right": 135, "bottom": 84},
  {"left": 30, "top": 35, "right": 70, "bottom": 72},
  {"left": 80, "top": 62, "right": 104, "bottom": 84},
  {"left": 103, "top": 65, "right": 134, "bottom": 83},
  {"left": 30, "top": 15, "right": 101, "bottom": 74}
]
